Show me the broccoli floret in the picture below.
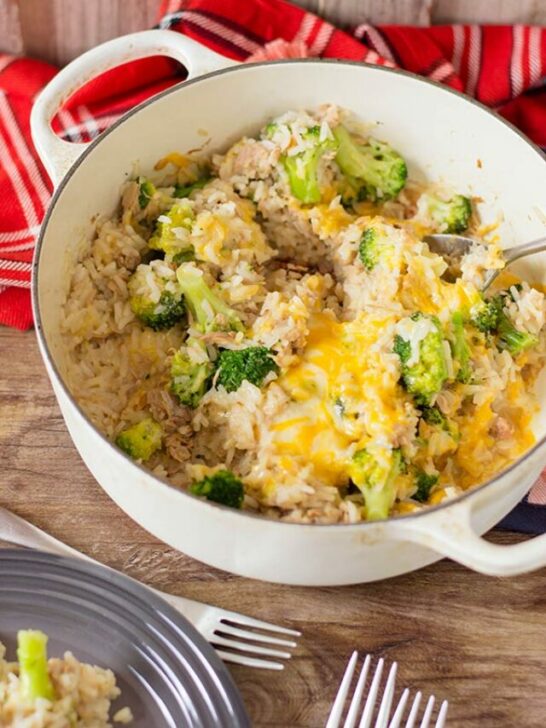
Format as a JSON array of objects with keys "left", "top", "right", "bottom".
[
  {"left": 216, "top": 347, "right": 279, "bottom": 393},
  {"left": 138, "top": 177, "right": 156, "bottom": 209},
  {"left": 17, "top": 630, "right": 56, "bottom": 703},
  {"left": 348, "top": 448, "right": 403, "bottom": 520},
  {"left": 497, "top": 312, "right": 539, "bottom": 355},
  {"left": 418, "top": 192, "right": 472, "bottom": 234},
  {"left": 171, "top": 341, "right": 214, "bottom": 408},
  {"left": 263, "top": 122, "right": 279, "bottom": 139},
  {"left": 358, "top": 227, "right": 394, "bottom": 271},
  {"left": 190, "top": 469, "right": 244, "bottom": 508},
  {"left": 128, "top": 262, "right": 185, "bottom": 330},
  {"left": 413, "top": 471, "right": 439, "bottom": 503},
  {"left": 149, "top": 201, "right": 195, "bottom": 258},
  {"left": 420, "top": 405, "right": 447, "bottom": 427},
  {"left": 471, "top": 294, "right": 538, "bottom": 354},
  {"left": 333, "top": 124, "right": 407, "bottom": 202},
  {"left": 420, "top": 405, "right": 459, "bottom": 441},
  {"left": 394, "top": 314, "right": 448, "bottom": 406},
  {"left": 282, "top": 126, "right": 338, "bottom": 204},
  {"left": 116, "top": 417, "right": 163, "bottom": 461},
  {"left": 471, "top": 297, "right": 501, "bottom": 333},
  {"left": 451, "top": 311, "right": 472, "bottom": 383},
  {"left": 176, "top": 263, "right": 243, "bottom": 333},
  {"left": 174, "top": 177, "right": 211, "bottom": 198}
]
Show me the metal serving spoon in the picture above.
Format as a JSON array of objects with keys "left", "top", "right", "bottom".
[{"left": 424, "top": 233, "right": 546, "bottom": 290}]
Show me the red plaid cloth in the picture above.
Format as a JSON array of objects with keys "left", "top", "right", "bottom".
[{"left": 0, "top": 0, "right": 545, "bottom": 512}]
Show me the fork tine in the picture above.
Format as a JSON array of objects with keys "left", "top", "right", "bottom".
[
  {"left": 215, "top": 623, "right": 297, "bottom": 648},
  {"left": 374, "top": 661, "right": 398, "bottom": 728},
  {"left": 434, "top": 701, "right": 448, "bottom": 728},
  {"left": 326, "top": 651, "right": 359, "bottom": 728},
  {"left": 344, "top": 654, "right": 371, "bottom": 728},
  {"left": 404, "top": 692, "right": 422, "bottom": 728},
  {"left": 418, "top": 696, "right": 435, "bottom": 728},
  {"left": 358, "top": 657, "right": 384, "bottom": 728},
  {"left": 220, "top": 612, "right": 301, "bottom": 636},
  {"left": 211, "top": 635, "right": 292, "bottom": 659},
  {"left": 215, "top": 649, "right": 285, "bottom": 670},
  {"left": 388, "top": 688, "right": 410, "bottom": 728}
]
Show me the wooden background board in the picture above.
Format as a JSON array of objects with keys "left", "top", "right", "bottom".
[
  {"left": 1, "top": 325, "right": 546, "bottom": 727},
  {"left": 1, "top": 0, "right": 546, "bottom": 65}
]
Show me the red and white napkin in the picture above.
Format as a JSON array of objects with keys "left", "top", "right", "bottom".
[{"left": 0, "top": 0, "right": 545, "bottom": 513}]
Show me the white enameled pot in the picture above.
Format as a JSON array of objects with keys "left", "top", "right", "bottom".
[{"left": 31, "top": 30, "right": 546, "bottom": 586}]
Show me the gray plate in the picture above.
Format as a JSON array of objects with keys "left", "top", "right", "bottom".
[{"left": 0, "top": 549, "right": 250, "bottom": 727}]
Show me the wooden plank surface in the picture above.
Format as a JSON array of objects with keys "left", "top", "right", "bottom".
[{"left": 1, "top": 325, "right": 546, "bottom": 727}]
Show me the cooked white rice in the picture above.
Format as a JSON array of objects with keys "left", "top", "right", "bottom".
[{"left": 0, "top": 642, "right": 131, "bottom": 727}]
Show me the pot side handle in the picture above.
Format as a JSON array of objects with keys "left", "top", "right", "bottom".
[
  {"left": 395, "top": 497, "right": 546, "bottom": 577},
  {"left": 30, "top": 29, "right": 236, "bottom": 186}
]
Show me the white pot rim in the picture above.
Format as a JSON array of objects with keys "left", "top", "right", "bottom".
[{"left": 31, "top": 55, "right": 546, "bottom": 533}]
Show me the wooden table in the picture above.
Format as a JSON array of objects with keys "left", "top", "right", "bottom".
[{"left": 1, "top": 325, "right": 546, "bottom": 727}]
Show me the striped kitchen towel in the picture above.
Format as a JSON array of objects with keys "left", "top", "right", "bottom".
[{"left": 0, "top": 0, "right": 545, "bottom": 521}]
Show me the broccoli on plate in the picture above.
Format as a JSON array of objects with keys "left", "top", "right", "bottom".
[
  {"left": 116, "top": 417, "right": 163, "bottom": 461},
  {"left": 17, "top": 630, "right": 56, "bottom": 703},
  {"left": 348, "top": 447, "right": 403, "bottom": 520},
  {"left": 216, "top": 346, "right": 279, "bottom": 393},
  {"left": 173, "top": 177, "right": 211, "bottom": 198},
  {"left": 189, "top": 469, "right": 245, "bottom": 508},
  {"left": 333, "top": 124, "right": 407, "bottom": 202},
  {"left": 128, "top": 261, "right": 186, "bottom": 330}
]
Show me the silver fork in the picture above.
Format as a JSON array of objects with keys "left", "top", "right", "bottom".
[
  {"left": 326, "top": 652, "right": 448, "bottom": 728},
  {"left": 0, "top": 506, "right": 299, "bottom": 670}
]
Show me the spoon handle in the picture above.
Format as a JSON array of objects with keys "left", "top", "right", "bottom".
[{"left": 503, "top": 235, "right": 546, "bottom": 265}]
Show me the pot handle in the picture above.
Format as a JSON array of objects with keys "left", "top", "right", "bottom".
[
  {"left": 396, "top": 496, "right": 546, "bottom": 576},
  {"left": 30, "top": 29, "right": 236, "bottom": 186}
]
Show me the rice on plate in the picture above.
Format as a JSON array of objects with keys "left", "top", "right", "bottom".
[
  {"left": 0, "top": 630, "right": 132, "bottom": 727},
  {"left": 60, "top": 104, "right": 546, "bottom": 524}
]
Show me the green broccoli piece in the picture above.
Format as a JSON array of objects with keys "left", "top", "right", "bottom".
[
  {"left": 348, "top": 448, "right": 403, "bottom": 520},
  {"left": 282, "top": 125, "right": 338, "bottom": 204},
  {"left": 138, "top": 177, "right": 156, "bottom": 209},
  {"left": 333, "top": 124, "right": 407, "bottom": 202},
  {"left": 394, "top": 314, "right": 448, "bottom": 406},
  {"left": 171, "top": 341, "right": 214, "bottom": 408},
  {"left": 420, "top": 405, "right": 459, "bottom": 441},
  {"left": 128, "top": 262, "right": 185, "bottom": 330},
  {"left": 190, "top": 469, "right": 244, "bottom": 508},
  {"left": 149, "top": 201, "right": 195, "bottom": 258},
  {"left": 176, "top": 263, "right": 243, "bottom": 333},
  {"left": 413, "top": 471, "right": 439, "bottom": 503},
  {"left": 420, "top": 405, "right": 447, "bottom": 427},
  {"left": 17, "top": 630, "right": 56, "bottom": 703},
  {"left": 418, "top": 192, "right": 472, "bottom": 234},
  {"left": 471, "top": 296, "right": 501, "bottom": 334},
  {"left": 263, "top": 122, "right": 279, "bottom": 139},
  {"left": 497, "top": 312, "right": 539, "bottom": 355},
  {"left": 116, "top": 417, "right": 163, "bottom": 461},
  {"left": 216, "top": 347, "right": 279, "bottom": 393},
  {"left": 174, "top": 177, "right": 211, "bottom": 198},
  {"left": 358, "top": 227, "right": 394, "bottom": 271},
  {"left": 471, "top": 294, "right": 539, "bottom": 354},
  {"left": 451, "top": 311, "right": 472, "bottom": 383}
]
